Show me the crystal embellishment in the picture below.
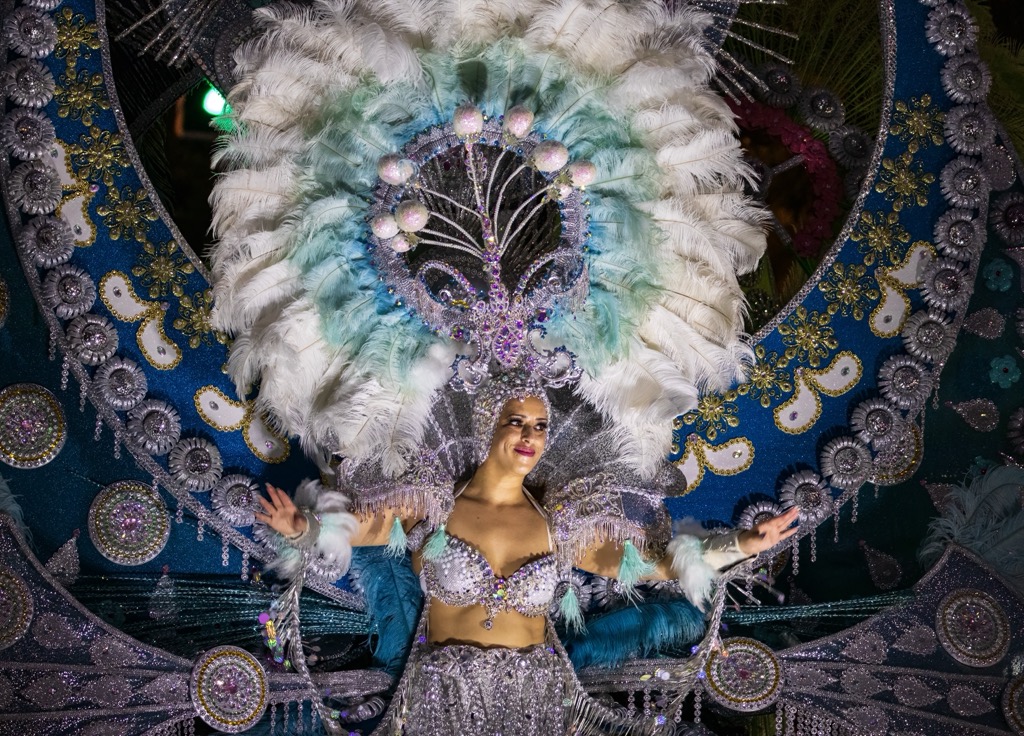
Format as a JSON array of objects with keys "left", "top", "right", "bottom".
[
  {"left": 126, "top": 399, "right": 181, "bottom": 455},
  {"left": 190, "top": 646, "right": 268, "bottom": 733},
  {"left": 934, "top": 208, "right": 981, "bottom": 261},
  {"left": 940, "top": 156, "right": 989, "bottom": 209},
  {"left": 2, "top": 8, "right": 57, "bottom": 59},
  {"left": 778, "top": 469, "right": 831, "bottom": 524},
  {"left": 168, "top": 437, "right": 223, "bottom": 492},
  {"left": 819, "top": 437, "right": 872, "bottom": 490},
  {"left": 991, "top": 192, "right": 1024, "bottom": 247},
  {"left": 66, "top": 314, "right": 119, "bottom": 366},
  {"left": 87, "top": 480, "right": 170, "bottom": 566},
  {"left": 901, "top": 310, "right": 954, "bottom": 364},
  {"left": 212, "top": 475, "right": 260, "bottom": 527},
  {"left": 1, "top": 107, "right": 55, "bottom": 160},
  {"left": 925, "top": 4, "right": 979, "bottom": 56},
  {"left": 0, "top": 383, "right": 66, "bottom": 469},
  {"left": 851, "top": 398, "right": 902, "bottom": 449},
  {"left": 702, "top": 637, "right": 783, "bottom": 712},
  {"left": 9, "top": 160, "right": 62, "bottom": 214},
  {"left": 94, "top": 356, "right": 148, "bottom": 411},
  {"left": 943, "top": 105, "right": 994, "bottom": 155},
  {"left": 941, "top": 54, "right": 990, "bottom": 104},
  {"left": 0, "top": 566, "right": 33, "bottom": 651},
  {"left": 935, "top": 588, "right": 1010, "bottom": 668},
  {"left": 878, "top": 355, "right": 933, "bottom": 411},
  {"left": 2, "top": 59, "right": 55, "bottom": 108},
  {"left": 42, "top": 265, "right": 97, "bottom": 319},
  {"left": 17, "top": 216, "right": 74, "bottom": 268}
]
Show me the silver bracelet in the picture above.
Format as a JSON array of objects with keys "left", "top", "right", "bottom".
[{"left": 284, "top": 508, "right": 321, "bottom": 550}]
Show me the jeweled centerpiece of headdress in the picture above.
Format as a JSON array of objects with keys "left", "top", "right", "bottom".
[{"left": 368, "top": 104, "right": 592, "bottom": 391}]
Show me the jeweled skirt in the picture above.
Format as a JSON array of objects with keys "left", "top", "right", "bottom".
[{"left": 396, "top": 642, "right": 569, "bottom": 735}]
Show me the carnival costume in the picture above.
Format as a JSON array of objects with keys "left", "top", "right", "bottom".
[{"left": 203, "top": 0, "right": 770, "bottom": 730}]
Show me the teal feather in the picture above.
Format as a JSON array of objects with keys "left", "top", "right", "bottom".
[
  {"left": 386, "top": 517, "right": 408, "bottom": 558},
  {"left": 349, "top": 546, "right": 422, "bottom": 675},
  {"left": 559, "top": 585, "right": 586, "bottom": 634},
  {"left": 422, "top": 524, "right": 448, "bottom": 561},
  {"left": 562, "top": 600, "right": 705, "bottom": 669},
  {"left": 617, "top": 540, "right": 656, "bottom": 599}
]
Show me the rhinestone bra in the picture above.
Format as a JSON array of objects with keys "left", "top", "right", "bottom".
[{"left": 420, "top": 488, "right": 559, "bottom": 628}]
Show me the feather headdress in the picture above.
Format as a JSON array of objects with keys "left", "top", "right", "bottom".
[{"left": 210, "top": 0, "right": 766, "bottom": 479}]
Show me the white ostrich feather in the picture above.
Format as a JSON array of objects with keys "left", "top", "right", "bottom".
[{"left": 209, "top": 0, "right": 766, "bottom": 478}]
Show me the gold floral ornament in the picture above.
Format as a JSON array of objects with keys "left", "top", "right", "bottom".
[
  {"left": 53, "top": 8, "right": 100, "bottom": 75},
  {"left": 889, "top": 94, "right": 945, "bottom": 154},
  {"left": 132, "top": 240, "right": 195, "bottom": 298},
  {"left": 777, "top": 306, "right": 838, "bottom": 368},
  {"left": 174, "top": 290, "right": 229, "bottom": 349},
  {"left": 96, "top": 186, "right": 158, "bottom": 242},
  {"left": 68, "top": 127, "right": 128, "bottom": 187},
  {"left": 875, "top": 151, "right": 935, "bottom": 212},
  {"left": 194, "top": 386, "right": 290, "bottom": 463},
  {"left": 54, "top": 70, "right": 109, "bottom": 127},
  {"left": 680, "top": 389, "right": 740, "bottom": 442},
  {"left": 818, "top": 262, "right": 880, "bottom": 321},
  {"left": 737, "top": 345, "right": 792, "bottom": 408},
  {"left": 673, "top": 433, "right": 754, "bottom": 494},
  {"left": 850, "top": 210, "right": 911, "bottom": 267}
]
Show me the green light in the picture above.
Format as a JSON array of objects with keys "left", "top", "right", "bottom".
[{"left": 202, "top": 87, "right": 228, "bottom": 116}]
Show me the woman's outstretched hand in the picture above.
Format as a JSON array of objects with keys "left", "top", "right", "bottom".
[
  {"left": 255, "top": 483, "right": 308, "bottom": 538},
  {"left": 737, "top": 506, "right": 801, "bottom": 556}
]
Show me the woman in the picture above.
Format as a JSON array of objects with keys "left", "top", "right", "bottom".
[{"left": 256, "top": 380, "right": 799, "bottom": 735}]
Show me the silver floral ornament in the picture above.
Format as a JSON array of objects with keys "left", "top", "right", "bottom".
[
  {"left": 9, "top": 160, "right": 62, "bottom": 215},
  {"left": 190, "top": 646, "right": 268, "bottom": 733},
  {"left": 902, "top": 310, "right": 954, "bottom": 364},
  {"left": 66, "top": 314, "right": 118, "bottom": 366},
  {"left": 737, "top": 499, "right": 784, "bottom": 530},
  {"left": 126, "top": 399, "right": 181, "bottom": 455},
  {"left": 943, "top": 105, "right": 994, "bottom": 156},
  {"left": 851, "top": 398, "right": 903, "bottom": 449},
  {"left": 756, "top": 63, "right": 801, "bottom": 108},
  {"left": 799, "top": 88, "right": 845, "bottom": 131},
  {"left": 983, "top": 145, "right": 1015, "bottom": 191},
  {"left": 925, "top": 4, "right": 978, "bottom": 57},
  {"left": 168, "top": 437, "right": 223, "bottom": 492},
  {"left": 1, "top": 107, "right": 54, "bottom": 160},
  {"left": 23, "top": 0, "right": 61, "bottom": 11},
  {"left": 828, "top": 126, "right": 872, "bottom": 169},
  {"left": 918, "top": 0, "right": 944, "bottom": 6},
  {"left": 2, "top": 59, "right": 55, "bottom": 108},
  {"left": 17, "top": 216, "right": 73, "bottom": 268},
  {"left": 3, "top": 8, "right": 57, "bottom": 59},
  {"left": 94, "top": 357, "right": 147, "bottom": 411},
  {"left": 934, "top": 208, "right": 981, "bottom": 261},
  {"left": 941, "top": 54, "right": 991, "bottom": 104},
  {"left": 211, "top": 475, "right": 260, "bottom": 527},
  {"left": 41, "top": 265, "right": 96, "bottom": 320},
  {"left": 1007, "top": 407, "right": 1024, "bottom": 459},
  {"left": 940, "top": 156, "right": 989, "bottom": 209},
  {"left": 991, "top": 192, "right": 1024, "bottom": 247},
  {"left": 778, "top": 470, "right": 832, "bottom": 525},
  {"left": 920, "top": 257, "right": 970, "bottom": 312},
  {"left": 878, "top": 355, "right": 933, "bottom": 411},
  {"left": 819, "top": 436, "right": 872, "bottom": 490}
]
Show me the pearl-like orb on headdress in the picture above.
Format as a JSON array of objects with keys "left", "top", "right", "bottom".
[
  {"left": 396, "top": 200, "right": 429, "bottom": 232},
  {"left": 390, "top": 233, "right": 414, "bottom": 252},
  {"left": 377, "top": 154, "right": 417, "bottom": 185},
  {"left": 370, "top": 213, "right": 399, "bottom": 239},
  {"left": 568, "top": 160, "right": 596, "bottom": 187},
  {"left": 532, "top": 140, "right": 569, "bottom": 173},
  {"left": 503, "top": 106, "right": 535, "bottom": 139},
  {"left": 453, "top": 104, "right": 485, "bottom": 138}
]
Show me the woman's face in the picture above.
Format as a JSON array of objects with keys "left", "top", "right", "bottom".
[{"left": 484, "top": 396, "right": 548, "bottom": 475}]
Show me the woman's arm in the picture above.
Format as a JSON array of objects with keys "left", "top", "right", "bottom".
[
  {"left": 256, "top": 483, "right": 416, "bottom": 546},
  {"left": 575, "top": 507, "right": 801, "bottom": 608}
]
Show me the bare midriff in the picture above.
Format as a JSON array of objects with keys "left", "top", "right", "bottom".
[{"left": 425, "top": 598, "right": 548, "bottom": 648}]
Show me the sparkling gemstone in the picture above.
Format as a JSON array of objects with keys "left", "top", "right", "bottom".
[
  {"left": 1006, "top": 203, "right": 1024, "bottom": 227},
  {"left": 892, "top": 366, "right": 920, "bottom": 391},
  {"left": 948, "top": 220, "right": 973, "bottom": 247},
  {"left": 941, "top": 16, "right": 967, "bottom": 39},
  {"left": 142, "top": 411, "right": 169, "bottom": 436},
  {"left": 955, "top": 65, "right": 980, "bottom": 89},
  {"left": 108, "top": 368, "right": 134, "bottom": 395},
  {"left": 184, "top": 447, "right": 212, "bottom": 473},
  {"left": 766, "top": 70, "right": 792, "bottom": 93},
  {"left": 57, "top": 276, "right": 81, "bottom": 301},
  {"left": 917, "top": 321, "right": 945, "bottom": 346},
  {"left": 934, "top": 268, "right": 961, "bottom": 296},
  {"left": 834, "top": 447, "right": 861, "bottom": 473}
]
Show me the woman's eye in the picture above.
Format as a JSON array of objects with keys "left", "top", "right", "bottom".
[{"left": 536, "top": 423, "right": 548, "bottom": 432}]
